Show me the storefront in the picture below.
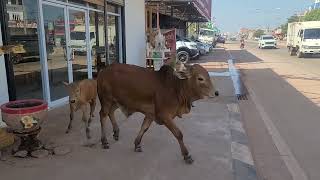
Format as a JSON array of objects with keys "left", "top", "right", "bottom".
[
  {"left": 145, "top": 0, "right": 212, "bottom": 29},
  {"left": 0, "top": 0, "right": 146, "bottom": 108}
]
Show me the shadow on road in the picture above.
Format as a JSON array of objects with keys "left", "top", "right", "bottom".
[
  {"left": 242, "top": 67, "right": 320, "bottom": 179},
  {"left": 228, "top": 50, "right": 263, "bottom": 63},
  {"left": 280, "top": 74, "right": 320, "bottom": 82}
]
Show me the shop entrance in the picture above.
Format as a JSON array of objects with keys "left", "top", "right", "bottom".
[{"left": 41, "top": 2, "right": 91, "bottom": 106}]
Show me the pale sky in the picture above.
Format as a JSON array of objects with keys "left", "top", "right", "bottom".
[{"left": 212, "top": 0, "right": 315, "bottom": 33}]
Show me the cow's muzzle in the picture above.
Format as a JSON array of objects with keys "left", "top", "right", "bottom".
[
  {"left": 208, "top": 90, "right": 219, "bottom": 98},
  {"left": 215, "top": 91, "right": 219, "bottom": 96}
]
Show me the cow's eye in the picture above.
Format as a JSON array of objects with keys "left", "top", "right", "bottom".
[{"left": 198, "top": 77, "right": 204, "bottom": 81}]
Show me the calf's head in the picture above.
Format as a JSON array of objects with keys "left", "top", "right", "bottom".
[
  {"left": 175, "top": 64, "right": 219, "bottom": 100},
  {"left": 63, "top": 82, "right": 81, "bottom": 108}
]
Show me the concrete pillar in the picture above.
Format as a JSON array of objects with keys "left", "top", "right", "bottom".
[{"left": 124, "top": 0, "right": 146, "bottom": 67}]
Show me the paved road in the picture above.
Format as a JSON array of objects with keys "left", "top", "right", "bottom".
[{"left": 225, "top": 41, "right": 320, "bottom": 180}]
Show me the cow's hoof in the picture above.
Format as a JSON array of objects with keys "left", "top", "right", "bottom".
[
  {"left": 113, "top": 134, "right": 119, "bottom": 141},
  {"left": 65, "top": 130, "right": 70, "bottom": 134},
  {"left": 101, "top": 138, "right": 109, "bottom": 149},
  {"left": 134, "top": 145, "right": 142, "bottom": 152},
  {"left": 184, "top": 155, "right": 194, "bottom": 164},
  {"left": 102, "top": 143, "right": 109, "bottom": 149}
]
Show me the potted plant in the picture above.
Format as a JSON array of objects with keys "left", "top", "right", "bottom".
[{"left": 1, "top": 99, "right": 48, "bottom": 153}]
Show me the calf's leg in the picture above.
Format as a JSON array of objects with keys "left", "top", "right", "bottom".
[
  {"left": 81, "top": 106, "right": 91, "bottom": 139},
  {"left": 134, "top": 116, "right": 153, "bottom": 152},
  {"left": 163, "top": 118, "right": 193, "bottom": 164},
  {"left": 66, "top": 105, "right": 74, "bottom": 134},
  {"left": 88, "top": 99, "right": 96, "bottom": 126}
]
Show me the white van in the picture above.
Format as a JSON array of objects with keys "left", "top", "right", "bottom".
[{"left": 198, "top": 28, "right": 218, "bottom": 47}]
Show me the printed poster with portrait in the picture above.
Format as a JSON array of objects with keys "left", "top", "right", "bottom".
[{"left": 163, "top": 29, "right": 176, "bottom": 68}]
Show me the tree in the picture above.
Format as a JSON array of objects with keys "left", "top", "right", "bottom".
[
  {"left": 253, "top": 29, "right": 265, "bottom": 38},
  {"left": 280, "top": 15, "right": 300, "bottom": 35},
  {"left": 303, "top": 9, "right": 320, "bottom": 21},
  {"left": 287, "top": 15, "right": 300, "bottom": 23}
]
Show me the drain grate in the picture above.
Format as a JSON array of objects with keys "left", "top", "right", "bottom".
[{"left": 236, "top": 94, "right": 248, "bottom": 101}]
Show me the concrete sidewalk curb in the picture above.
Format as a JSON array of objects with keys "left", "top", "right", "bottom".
[
  {"left": 207, "top": 59, "right": 258, "bottom": 179},
  {"left": 227, "top": 103, "right": 258, "bottom": 180}
]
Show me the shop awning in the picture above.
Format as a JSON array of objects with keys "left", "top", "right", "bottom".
[{"left": 145, "top": 0, "right": 212, "bottom": 22}]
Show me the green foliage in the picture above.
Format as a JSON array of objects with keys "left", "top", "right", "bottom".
[
  {"left": 253, "top": 29, "right": 265, "bottom": 38},
  {"left": 280, "top": 24, "right": 288, "bottom": 35},
  {"left": 303, "top": 9, "right": 320, "bottom": 21},
  {"left": 280, "top": 15, "right": 300, "bottom": 35},
  {"left": 287, "top": 15, "right": 300, "bottom": 23}
]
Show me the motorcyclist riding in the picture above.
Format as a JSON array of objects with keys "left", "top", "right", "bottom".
[{"left": 240, "top": 37, "right": 245, "bottom": 49}]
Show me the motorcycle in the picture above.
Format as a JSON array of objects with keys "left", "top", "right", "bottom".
[{"left": 240, "top": 41, "right": 245, "bottom": 49}]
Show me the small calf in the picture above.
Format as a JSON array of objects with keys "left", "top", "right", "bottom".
[{"left": 63, "top": 79, "right": 97, "bottom": 139}]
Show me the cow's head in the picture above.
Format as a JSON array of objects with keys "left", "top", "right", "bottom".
[
  {"left": 175, "top": 64, "right": 219, "bottom": 100},
  {"left": 63, "top": 82, "right": 81, "bottom": 108}
]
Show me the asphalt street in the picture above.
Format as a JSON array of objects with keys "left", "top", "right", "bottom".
[{"left": 226, "top": 41, "right": 320, "bottom": 180}]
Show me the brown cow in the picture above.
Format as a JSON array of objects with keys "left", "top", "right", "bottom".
[
  {"left": 97, "top": 63, "right": 219, "bottom": 164},
  {"left": 63, "top": 79, "right": 97, "bottom": 139}
]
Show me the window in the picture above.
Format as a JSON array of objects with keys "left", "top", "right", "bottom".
[
  {"left": 262, "top": 36, "right": 274, "bottom": 40},
  {"left": 107, "top": 4, "right": 118, "bottom": 13},
  {"left": 304, "top": 28, "right": 320, "bottom": 39},
  {"left": 90, "top": 10, "right": 106, "bottom": 74},
  {"left": 3, "top": 0, "right": 43, "bottom": 100}
]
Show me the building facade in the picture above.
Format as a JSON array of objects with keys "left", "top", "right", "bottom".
[{"left": 0, "top": 0, "right": 146, "bottom": 110}]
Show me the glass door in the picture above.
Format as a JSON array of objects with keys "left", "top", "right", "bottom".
[
  {"left": 67, "top": 7, "right": 90, "bottom": 82},
  {"left": 107, "top": 15, "right": 119, "bottom": 64},
  {"left": 42, "top": 3, "right": 70, "bottom": 102},
  {"left": 41, "top": 3, "right": 90, "bottom": 105}
]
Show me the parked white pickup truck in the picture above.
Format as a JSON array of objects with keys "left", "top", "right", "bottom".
[{"left": 287, "top": 21, "right": 320, "bottom": 58}]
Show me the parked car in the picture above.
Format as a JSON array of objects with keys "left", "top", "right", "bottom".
[
  {"left": 258, "top": 35, "right": 277, "bottom": 49},
  {"left": 229, "top": 37, "right": 237, "bottom": 41},
  {"left": 254, "top": 37, "right": 260, "bottom": 41},
  {"left": 217, "top": 36, "right": 226, "bottom": 44},
  {"left": 194, "top": 40, "right": 211, "bottom": 54},
  {"left": 198, "top": 28, "right": 218, "bottom": 47},
  {"left": 176, "top": 36, "right": 199, "bottom": 63}
]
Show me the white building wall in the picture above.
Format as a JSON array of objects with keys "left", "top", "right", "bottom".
[
  {"left": 0, "top": 23, "right": 9, "bottom": 128},
  {"left": 124, "top": 0, "right": 146, "bottom": 67}
]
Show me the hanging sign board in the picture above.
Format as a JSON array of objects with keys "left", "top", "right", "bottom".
[{"left": 163, "top": 29, "right": 176, "bottom": 67}]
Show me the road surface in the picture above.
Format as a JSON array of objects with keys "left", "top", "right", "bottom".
[{"left": 226, "top": 41, "right": 320, "bottom": 180}]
